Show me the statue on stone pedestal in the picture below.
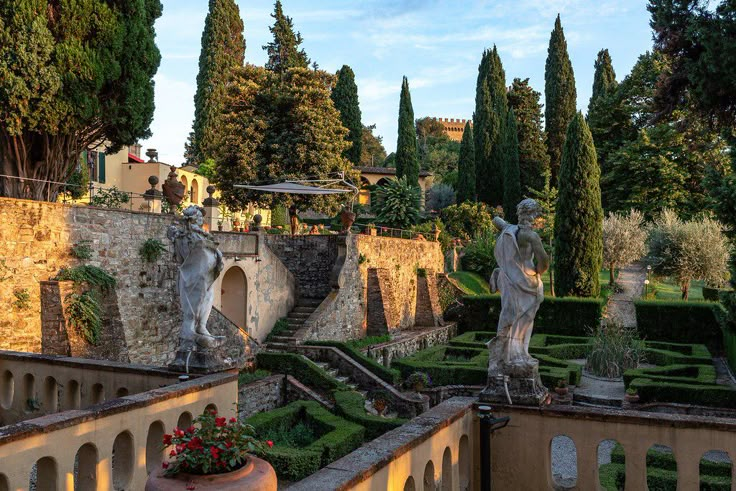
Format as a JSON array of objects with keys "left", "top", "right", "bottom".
[
  {"left": 480, "top": 198, "right": 550, "bottom": 405},
  {"left": 167, "top": 206, "right": 225, "bottom": 369}
]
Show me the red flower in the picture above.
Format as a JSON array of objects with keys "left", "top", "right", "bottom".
[
  {"left": 186, "top": 481, "right": 196, "bottom": 490},
  {"left": 215, "top": 417, "right": 226, "bottom": 427},
  {"left": 225, "top": 440, "right": 233, "bottom": 449},
  {"left": 174, "top": 427, "right": 185, "bottom": 437},
  {"left": 209, "top": 408, "right": 217, "bottom": 415},
  {"left": 161, "top": 462, "right": 169, "bottom": 469},
  {"left": 210, "top": 446, "right": 220, "bottom": 459},
  {"left": 162, "top": 434, "right": 172, "bottom": 446},
  {"left": 229, "top": 417, "right": 237, "bottom": 423},
  {"left": 187, "top": 437, "right": 203, "bottom": 450},
  {"left": 186, "top": 426, "right": 195, "bottom": 434},
  {"left": 175, "top": 444, "right": 185, "bottom": 454},
  {"left": 267, "top": 440, "right": 274, "bottom": 448},
  {"left": 169, "top": 449, "right": 177, "bottom": 457}
]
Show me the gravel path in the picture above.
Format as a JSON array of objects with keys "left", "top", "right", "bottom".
[{"left": 605, "top": 262, "right": 647, "bottom": 327}]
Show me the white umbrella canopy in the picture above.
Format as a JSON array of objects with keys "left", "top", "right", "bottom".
[{"left": 233, "top": 181, "right": 353, "bottom": 195}]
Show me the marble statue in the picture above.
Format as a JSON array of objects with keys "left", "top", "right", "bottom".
[
  {"left": 167, "top": 206, "right": 225, "bottom": 352},
  {"left": 480, "top": 198, "right": 550, "bottom": 405}
]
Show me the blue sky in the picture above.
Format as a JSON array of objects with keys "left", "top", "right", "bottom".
[{"left": 141, "top": 0, "right": 654, "bottom": 166}]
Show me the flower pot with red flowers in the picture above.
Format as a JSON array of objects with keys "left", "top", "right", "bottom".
[
  {"left": 624, "top": 388, "right": 640, "bottom": 403},
  {"left": 145, "top": 409, "right": 277, "bottom": 491}
]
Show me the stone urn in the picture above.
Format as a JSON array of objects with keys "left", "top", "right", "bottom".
[
  {"left": 145, "top": 456, "right": 277, "bottom": 491},
  {"left": 340, "top": 208, "right": 356, "bottom": 233},
  {"left": 161, "top": 166, "right": 185, "bottom": 213}
]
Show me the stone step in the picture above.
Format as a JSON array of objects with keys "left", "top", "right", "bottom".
[
  {"left": 268, "top": 335, "right": 297, "bottom": 344},
  {"left": 288, "top": 312, "right": 311, "bottom": 320},
  {"left": 313, "top": 361, "right": 330, "bottom": 370},
  {"left": 358, "top": 390, "right": 369, "bottom": 399},
  {"left": 335, "top": 375, "right": 350, "bottom": 384},
  {"left": 297, "top": 298, "right": 324, "bottom": 308},
  {"left": 264, "top": 342, "right": 295, "bottom": 352},
  {"left": 346, "top": 383, "right": 358, "bottom": 390},
  {"left": 287, "top": 320, "right": 304, "bottom": 327},
  {"left": 326, "top": 368, "right": 339, "bottom": 378},
  {"left": 292, "top": 306, "right": 317, "bottom": 314}
]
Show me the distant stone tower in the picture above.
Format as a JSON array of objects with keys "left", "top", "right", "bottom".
[{"left": 433, "top": 117, "right": 472, "bottom": 142}]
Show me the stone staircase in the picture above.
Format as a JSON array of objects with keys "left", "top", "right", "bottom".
[
  {"left": 312, "top": 359, "right": 399, "bottom": 419},
  {"left": 266, "top": 297, "right": 323, "bottom": 346}
]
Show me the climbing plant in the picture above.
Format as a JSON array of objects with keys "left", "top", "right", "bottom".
[
  {"left": 139, "top": 238, "right": 167, "bottom": 263},
  {"left": 55, "top": 265, "right": 116, "bottom": 345}
]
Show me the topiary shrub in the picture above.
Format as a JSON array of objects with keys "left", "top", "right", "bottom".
[{"left": 634, "top": 300, "right": 727, "bottom": 350}]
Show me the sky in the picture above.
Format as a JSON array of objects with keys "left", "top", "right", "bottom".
[{"left": 141, "top": 0, "right": 654, "bottom": 166}]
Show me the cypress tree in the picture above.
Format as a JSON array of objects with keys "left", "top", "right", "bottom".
[
  {"left": 396, "top": 76, "right": 419, "bottom": 187},
  {"left": 190, "top": 0, "right": 245, "bottom": 165},
  {"left": 545, "top": 15, "right": 577, "bottom": 186},
  {"left": 331, "top": 65, "right": 363, "bottom": 166},
  {"left": 553, "top": 112, "right": 603, "bottom": 297},
  {"left": 507, "top": 78, "right": 550, "bottom": 194},
  {"left": 474, "top": 46, "right": 507, "bottom": 206},
  {"left": 263, "top": 0, "right": 309, "bottom": 74},
  {"left": 502, "top": 109, "right": 521, "bottom": 222},
  {"left": 456, "top": 122, "right": 476, "bottom": 203},
  {"left": 587, "top": 49, "right": 618, "bottom": 178}
]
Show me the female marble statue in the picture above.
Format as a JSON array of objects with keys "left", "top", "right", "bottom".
[{"left": 167, "top": 206, "right": 225, "bottom": 350}]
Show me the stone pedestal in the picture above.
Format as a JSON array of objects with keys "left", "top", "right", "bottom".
[
  {"left": 479, "top": 359, "right": 548, "bottom": 406},
  {"left": 169, "top": 347, "right": 237, "bottom": 374}
]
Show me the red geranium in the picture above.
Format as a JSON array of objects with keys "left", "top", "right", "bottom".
[{"left": 160, "top": 409, "right": 263, "bottom": 477}]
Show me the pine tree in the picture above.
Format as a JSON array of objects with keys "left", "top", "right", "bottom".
[
  {"left": 190, "top": 0, "right": 245, "bottom": 166},
  {"left": 331, "top": 65, "right": 362, "bottom": 166},
  {"left": 587, "top": 49, "right": 617, "bottom": 177},
  {"left": 456, "top": 122, "right": 476, "bottom": 203},
  {"left": 507, "top": 78, "right": 550, "bottom": 194},
  {"left": 553, "top": 112, "right": 603, "bottom": 297},
  {"left": 474, "top": 46, "right": 507, "bottom": 206},
  {"left": 545, "top": 15, "right": 577, "bottom": 186},
  {"left": 396, "top": 76, "right": 419, "bottom": 187},
  {"left": 502, "top": 109, "right": 521, "bottom": 222},
  {"left": 263, "top": 0, "right": 309, "bottom": 74}
]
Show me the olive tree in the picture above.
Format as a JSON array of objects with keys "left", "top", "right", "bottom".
[
  {"left": 603, "top": 209, "right": 647, "bottom": 286},
  {"left": 647, "top": 209, "right": 731, "bottom": 300}
]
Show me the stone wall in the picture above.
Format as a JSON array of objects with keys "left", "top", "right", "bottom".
[
  {"left": 237, "top": 375, "right": 285, "bottom": 419},
  {"left": 0, "top": 198, "right": 293, "bottom": 365},
  {"left": 363, "top": 323, "right": 458, "bottom": 367},
  {"left": 300, "top": 235, "right": 445, "bottom": 341},
  {"left": 265, "top": 235, "right": 340, "bottom": 299}
]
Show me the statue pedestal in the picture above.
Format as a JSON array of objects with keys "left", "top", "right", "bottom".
[
  {"left": 480, "top": 359, "right": 549, "bottom": 406},
  {"left": 169, "top": 348, "right": 237, "bottom": 374}
]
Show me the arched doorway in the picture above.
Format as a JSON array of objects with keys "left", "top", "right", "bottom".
[
  {"left": 221, "top": 267, "right": 247, "bottom": 329},
  {"left": 191, "top": 178, "right": 199, "bottom": 204}
]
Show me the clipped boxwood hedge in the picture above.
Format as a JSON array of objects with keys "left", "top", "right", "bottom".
[
  {"left": 623, "top": 364, "right": 716, "bottom": 388},
  {"left": 392, "top": 357, "right": 487, "bottom": 386},
  {"left": 256, "top": 352, "right": 348, "bottom": 393},
  {"left": 629, "top": 377, "right": 736, "bottom": 408},
  {"left": 448, "top": 331, "right": 496, "bottom": 348},
  {"left": 644, "top": 341, "right": 712, "bottom": 366},
  {"left": 724, "top": 326, "right": 736, "bottom": 374},
  {"left": 634, "top": 300, "right": 727, "bottom": 349},
  {"left": 333, "top": 390, "right": 406, "bottom": 440},
  {"left": 246, "top": 401, "right": 364, "bottom": 481},
  {"left": 305, "top": 340, "right": 401, "bottom": 385},
  {"left": 459, "top": 295, "right": 604, "bottom": 336}
]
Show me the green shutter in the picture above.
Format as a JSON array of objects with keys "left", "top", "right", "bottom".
[{"left": 98, "top": 152, "right": 106, "bottom": 183}]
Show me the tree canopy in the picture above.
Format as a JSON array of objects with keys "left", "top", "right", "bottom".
[
  {"left": 456, "top": 122, "right": 476, "bottom": 203},
  {"left": 507, "top": 78, "right": 550, "bottom": 194},
  {"left": 396, "top": 77, "right": 419, "bottom": 186},
  {"left": 188, "top": 0, "right": 245, "bottom": 166},
  {"left": 545, "top": 15, "right": 577, "bottom": 186},
  {"left": 263, "top": 0, "right": 309, "bottom": 74},
  {"left": 332, "top": 65, "right": 363, "bottom": 166},
  {"left": 0, "top": 0, "right": 162, "bottom": 199},
  {"left": 213, "top": 66, "right": 353, "bottom": 214},
  {"left": 360, "top": 124, "right": 387, "bottom": 166},
  {"left": 553, "top": 112, "right": 603, "bottom": 298}
]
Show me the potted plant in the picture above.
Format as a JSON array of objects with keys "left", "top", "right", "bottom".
[
  {"left": 365, "top": 223, "right": 377, "bottom": 236},
  {"left": 625, "top": 387, "right": 640, "bottom": 403},
  {"left": 370, "top": 390, "right": 390, "bottom": 416},
  {"left": 217, "top": 220, "right": 223, "bottom": 232},
  {"left": 233, "top": 217, "right": 241, "bottom": 231},
  {"left": 406, "top": 372, "right": 431, "bottom": 392},
  {"left": 146, "top": 409, "right": 277, "bottom": 491},
  {"left": 554, "top": 379, "right": 568, "bottom": 396}
]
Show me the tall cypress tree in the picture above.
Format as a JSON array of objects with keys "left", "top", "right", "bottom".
[
  {"left": 189, "top": 0, "right": 245, "bottom": 165},
  {"left": 474, "top": 46, "right": 507, "bottom": 206},
  {"left": 331, "top": 65, "right": 362, "bottom": 166},
  {"left": 456, "top": 122, "right": 476, "bottom": 203},
  {"left": 263, "top": 0, "right": 309, "bottom": 74},
  {"left": 396, "top": 76, "right": 419, "bottom": 186},
  {"left": 553, "top": 112, "right": 603, "bottom": 297},
  {"left": 545, "top": 14, "right": 577, "bottom": 186},
  {"left": 502, "top": 109, "right": 521, "bottom": 222},
  {"left": 587, "top": 49, "right": 618, "bottom": 177},
  {"left": 507, "top": 78, "right": 550, "bottom": 194}
]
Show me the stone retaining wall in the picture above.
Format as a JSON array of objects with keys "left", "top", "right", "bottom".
[
  {"left": 363, "top": 323, "right": 458, "bottom": 367},
  {"left": 0, "top": 198, "right": 290, "bottom": 365}
]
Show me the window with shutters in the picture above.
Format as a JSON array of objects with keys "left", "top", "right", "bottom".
[
  {"left": 88, "top": 151, "right": 98, "bottom": 182},
  {"left": 98, "top": 153, "right": 106, "bottom": 183}
]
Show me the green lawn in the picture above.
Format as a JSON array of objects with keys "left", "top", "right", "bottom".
[
  {"left": 650, "top": 277, "right": 705, "bottom": 301},
  {"left": 450, "top": 270, "right": 612, "bottom": 298},
  {"left": 448, "top": 272, "right": 491, "bottom": 295},
  {"left": 540, "top": 269, "right": 614, "bottom": 298}
]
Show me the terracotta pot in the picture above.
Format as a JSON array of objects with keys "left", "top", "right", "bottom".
[
  {"left": 145, "top": 456, "right": 277, "bottom": 491},
  {"left": 625, "top": 393, "right": 640, "bottom": 403},
  {"left": 554, "top": 387, "right": 568, "bottom": 396}
]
